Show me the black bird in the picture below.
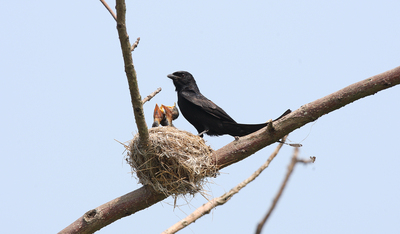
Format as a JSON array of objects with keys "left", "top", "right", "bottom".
[{"left": 167, "top": 71, "right": 291, "bottom": 137}]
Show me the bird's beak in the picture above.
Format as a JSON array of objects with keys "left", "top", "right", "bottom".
[
  {"left": 167, "top": 74, "right": 178, "bottom": 80},
  {"left": 153, "top": 104, "right": 164, "bottom": 120},
  {"left": 160, "top": 103, "right": 179, "bottom": 120}
]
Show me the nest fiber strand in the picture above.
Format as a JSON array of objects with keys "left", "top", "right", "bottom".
[{"left": 126, "top": 127, "right": 216, "bottom": 197}]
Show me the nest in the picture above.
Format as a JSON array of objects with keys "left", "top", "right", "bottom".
[{"left": 126, "top": 127, "right": 217, "bottom": 197}]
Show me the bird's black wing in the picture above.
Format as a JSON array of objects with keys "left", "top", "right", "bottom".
[{"left": 180, "top": 90, "right": 236, "bottom": 123}]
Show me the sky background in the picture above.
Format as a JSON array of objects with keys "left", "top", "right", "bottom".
[{"left": 1, "top": 1, "right": 400, "bottom": 233}]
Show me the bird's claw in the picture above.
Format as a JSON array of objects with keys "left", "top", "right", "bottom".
[{"left": 197, "top": 129, "right": 208, "bottom": 137}]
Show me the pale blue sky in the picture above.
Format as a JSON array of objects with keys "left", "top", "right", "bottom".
[{"left": 1, "top": 1, "right": 400, "bottom": 233}]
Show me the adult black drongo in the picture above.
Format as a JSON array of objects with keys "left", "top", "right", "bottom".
[{"left": 167, "top": 71, "right": 290, "bottom": 137}]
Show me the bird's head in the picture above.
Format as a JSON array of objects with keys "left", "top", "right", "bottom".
[{"left": 167, "top": 71, "right": 198, "bottom": 92}]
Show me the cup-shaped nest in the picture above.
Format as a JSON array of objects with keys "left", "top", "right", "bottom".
[{"left": 126, "top": 127, "right": 217, "bottom": 197}]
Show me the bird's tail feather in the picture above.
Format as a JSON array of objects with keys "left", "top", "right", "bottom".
[
  {"left": 274, "top": 109, "right": 291, "bottom": 121},
  {"left": 224, "top": 109, "right": 291, "bottom": 137},
  {"left": 223, "top": 122, "right": 268, "bottom": 137}
]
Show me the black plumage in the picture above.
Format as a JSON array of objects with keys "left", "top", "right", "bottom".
[{"left": 167, "top": 71, "right": 290, "bottom": 137}]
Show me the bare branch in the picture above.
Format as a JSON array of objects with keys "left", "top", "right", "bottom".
[
  {"left": 142, "top": 87, "right": 162, "bottom": 104},
  {"left": 213, "top": 65, "right": 400, "bottom": 169},
  {"left": 131, "top": 37, "right": 140, "bottom": 51},
  {"left": 115, "top": 0, "right": 149, "bottom": 146},
  {"left": 58, "top": 186, "right": 166, "bottom": 234},
  {"left": 99, "top": 0, "right": 117, "bottom": 21},
  {"left": 162, "top": 136, "right": 288, "bottom": 234},
  {"left": 297, "top": 156, "right": 316, "bottom": 164},
  {"left": 255, "top": 148, "right": 299, "bottom": 234}
]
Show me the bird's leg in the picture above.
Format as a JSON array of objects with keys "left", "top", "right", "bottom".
[{"left": 197, "top": 129, "right": 208, "bottom": 137}]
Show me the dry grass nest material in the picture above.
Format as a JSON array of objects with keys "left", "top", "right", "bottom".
[{"left": 126, "top": 127, "right": 218, "bottom": 197}]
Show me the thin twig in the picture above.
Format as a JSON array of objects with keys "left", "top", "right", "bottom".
[
  {"left": 99, "top": 0, "right": 117, "bottom": 21},
  {"left": 255, "top": 148, "right": 299, "bottom": 234},
  {"left": 255, "top": 148, "right": 315, "bottom": 234},
  {"left": 131, "top": 37, "right": 140, "bottom": 51},
  {"left": 142, "top": 87, "right": 162, "bottom": 104},
  {"left": 115, "top": 0, "right": 149, "bottom": 146},
  {"left": 297, "top": 156, "right": 316, "bottom": 164},
  {"left": 162, "top": 136, "right": 288, "bottom": 234}
]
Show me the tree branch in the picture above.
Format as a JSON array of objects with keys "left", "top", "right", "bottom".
[
  {"left": 99, "top": 0, "right": 117, "bottom": 21},
  {"left": 58, "top": 186, "right": 166, "bottom": 234},
  {"left": 255, "top": 148, "right": 299, "bottom": 234},
  {"left": 213, "top": 65, "right": 400, "bottom": 169},
  {"left": 131, "top": 37, "right": 140, "bottom": 51},
  {"left": 115, "top": 0, "right": 149, "bottom": 146},
  {"left": 255, "top": 151, "right": 315, "bottom": 234},
  {"left": 142, "top": 87, "right": 162, "bottom": 104},
  {"left": 59, "top": 65, "right": 400, "bottom": 233},
  {"left": 162, "top": 136, "right": 287, "bottom": 234}
]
